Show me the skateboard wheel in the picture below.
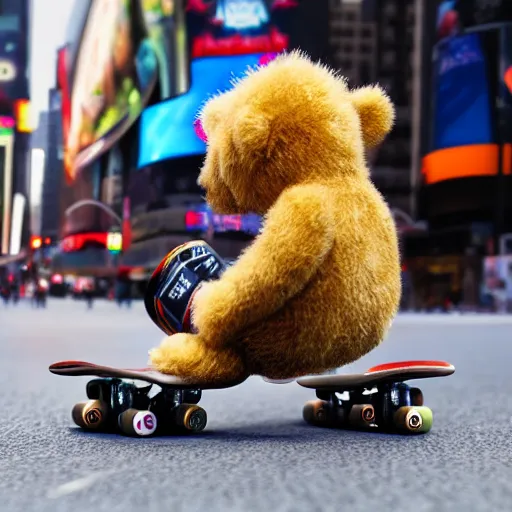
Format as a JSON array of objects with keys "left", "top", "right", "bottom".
[
  {"left": 72, "top": 400, "right": 108, "bottom": 430},
  {"left": 118, "top": 409, "right": 157, "bottom": 437},
  {"left": 348, "top": 404, "right": 375, "bottom": 428},
  {"left": 303, "top": 400, "right": 330, "bottom": 425},
  {"left": 409, "top": 387, "right": 424, "bottom": 406},
  {"left": 174, "top": 404, "right": 207, "bottom": 432},
  {"left": 394, "top": 406, "right": 433, "bottom": 434}
]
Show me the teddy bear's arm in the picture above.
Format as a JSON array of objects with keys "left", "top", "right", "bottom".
[{"left": 192, "top": 184, "right": 335, "bottom": 346}]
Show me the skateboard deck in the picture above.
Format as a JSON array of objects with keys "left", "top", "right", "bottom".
[
  {"left": 297, "top": 360, "right": 455, "bottom": 391},
  {"left": 49, "top": 360, "right": 247, "bottom": 389}
]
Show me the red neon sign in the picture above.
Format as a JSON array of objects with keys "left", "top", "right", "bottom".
[{"left": 60, "top": 232, "right": 108, "bottom": 252}]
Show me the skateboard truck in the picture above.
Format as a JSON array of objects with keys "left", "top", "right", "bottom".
[
  {"left": 298, "top": 360, "right": 455, "bottom": 435},
  {"left": 50, "top": 361, "right": 246, "bottom": 437}
]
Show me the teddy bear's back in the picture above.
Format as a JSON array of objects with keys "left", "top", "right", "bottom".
[{"left": 241, "top": 178, "right": 401, "bottom": 379}]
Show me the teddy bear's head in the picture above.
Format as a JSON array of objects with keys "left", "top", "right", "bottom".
[{"left": 197, "top": 51, "right": 394, "bottom": 215}]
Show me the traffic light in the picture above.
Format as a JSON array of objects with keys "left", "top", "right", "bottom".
[{"left": 30, "top": 236, "right": 42, "bottom": 250}]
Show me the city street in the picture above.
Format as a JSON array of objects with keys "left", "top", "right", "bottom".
[{"left": 1, "top": 300, "right": 511, "bottom": 511}]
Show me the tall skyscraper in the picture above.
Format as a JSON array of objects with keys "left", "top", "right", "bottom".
[
  {"left": 40, "top": 88, "right": 63, "bottom": 241},
  {"left": 29, "top": 110, "right": 49, "bottom": 235},
  {"left": 0, "top": 0, "right": 31, "bottom": 258}
]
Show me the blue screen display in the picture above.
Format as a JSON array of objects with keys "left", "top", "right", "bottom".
[
  {"left": 432, "top": 33, "right": 492, "bottom": 151},
  {"left": 138, "top": 53, "right": 269, "bottom": 167}
]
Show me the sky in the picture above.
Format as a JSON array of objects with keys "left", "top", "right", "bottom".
[{"left": 30, "top": 0, "right": 74, "bottom": 124}]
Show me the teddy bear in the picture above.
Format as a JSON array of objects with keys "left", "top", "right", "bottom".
[{"left": 148, "top": 51, "right": 401, "bottom": 384}]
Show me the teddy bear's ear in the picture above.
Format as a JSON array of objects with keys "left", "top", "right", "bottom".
[
  {"left": 200, "top": 92, "right": 234, "bottom": 138},
  {"left": 350, "top": 85, "right": 395, "bottom": 148},
  {"left": 232, "top": 106, "right": 274, "bottom": 158}
]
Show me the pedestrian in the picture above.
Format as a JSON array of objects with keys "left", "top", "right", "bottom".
[
  {"left": 1, "top": 283, "right": 10, "bottom": 306},
  {"left": 83, "top": 279, "right": 94, "bottom": 310}
]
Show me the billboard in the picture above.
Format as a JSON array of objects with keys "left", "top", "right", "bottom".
[
  {"left": 431, "top": 33, "right": 492, "bottom": 151},
  {"left": 138, "top": 0, "right": 300, "bottom": 168},
  {"left": 499, "top": 26, "right": 512, "bottom": 140},
  {"left": 59, "top": 0, "right": 165, "bottom": 184},
  {"left": 436, "top": 0, "right": 512, "bottom": 42},
  {"left": 138, "top": 51, "right": 276, "bottom": 165},
  {"left": 422, "top": 3, "right": 503, "bottom": 187},
  {"left": 0, "top": 29, "right": 26, "bottom": 113},
  {"left": 186, "top": 0, "right": 299, "bottom": 58}
]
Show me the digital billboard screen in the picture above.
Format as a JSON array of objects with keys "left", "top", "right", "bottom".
[
  {"left": 436, "top": 0, "right": 512, "bottom": 42},
  {"left": 138, "top": 51, "right": 275, "bottom": 165},
  {"left": 186, "top": 0, "right": 299, "bottom": 58},
  {"left": 138, "top": 0, "right": 300, "bottom": 168},
  {"left": 0, "top": 30, "right": 26, "bottom": 113},
  {"left": 421, "top": 25, "right": 500, "bottom": 187},
  {"left": 432, "top": 32, "right": 492, "bottom": 151},
  {"left": 59, "top": 0, "right": 168, "bottom": 184},
  {"left": 500, "top": 26, "right": 512, "bottom": 141}
]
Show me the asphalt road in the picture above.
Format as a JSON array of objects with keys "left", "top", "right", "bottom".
[{"left": 1, "top": 299, "right": 512, "bottom": 512}]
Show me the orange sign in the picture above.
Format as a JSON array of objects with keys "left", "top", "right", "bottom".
[
  {"left": 14, "top": 99, "right": 32, "bottom": 133},
  {"left": 421, "top": 143, "right": 512, "bottom": 185}
]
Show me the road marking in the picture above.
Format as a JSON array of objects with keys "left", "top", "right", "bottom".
[{"left": 47, "top": 469, "right": 118, "bottom": 499}]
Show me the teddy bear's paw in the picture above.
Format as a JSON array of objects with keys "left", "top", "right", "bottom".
[
  {"left": 149, "top": 332, "right": 248, "bottom": 385},
  {"left": 148, "top": 333, "right": 195, "bottom": 377}
]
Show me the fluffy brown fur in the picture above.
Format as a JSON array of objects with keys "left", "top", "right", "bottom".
[{"left": 149, "top": 51, "right": 401, "bottom": 384}]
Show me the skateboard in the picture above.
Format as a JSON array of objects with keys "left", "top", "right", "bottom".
[
  {"left": 144, "top": 240, "right": 226, "bottom": 336},
  {"left": 49, "top": 360, "right": 246, "bottom": 437},
  {"left": 297, "top": 360, "right": 455, "bottom": 435}
]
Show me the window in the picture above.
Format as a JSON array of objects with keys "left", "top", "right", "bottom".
[
  {"left": 382, "top": 51, "right": 395, "bottom": 67},
  {"left": 385, "top": 2, "right": 396, "bottom": 17},
  {"left": 341, "top": 60, "right": 353, "bottom": 71},
  {"left": 359, "top": 62, "right": 373, "bottom": 84},
  {"left": 383, "top": 27, "right": 394, "bottom": 42}
]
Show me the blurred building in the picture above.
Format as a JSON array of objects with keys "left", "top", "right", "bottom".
[
  {"left": 52, "top": 0, "right": 332, "bottom": 283},
  {"left": 329, "top": 0, "right": 377, "bottom": 85},
  {"left": 0, "top": 0, "right": 31, "bottom": 263},
  {"left": 369, "top": 0, "right": 417, "bottom": 216},
  {"left": 402, "top": 0, "right": 512, "bottom": 309},
  {"left": 327, "top": 0, "right": 420, "bottom": 220},
  {"left": 40, "top": 88, "right": 63, "bottom": 241},
  {"left": 30, "top": 110, "right": 50, "bottom": 235}
]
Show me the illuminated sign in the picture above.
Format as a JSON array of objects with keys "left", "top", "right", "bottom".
[
  {"left": 0, "top": 116, "right": 14, "bottom": 136},
  {"left": 60, "top": 232, "right": 108, "bottom": 252},
  {"left": 107, "top": 231, "right": 123, "bottom": 253},
  {"left": 60, "top": 0, "right": 160, "bottom": 183},
  {"left": 14, "top": 99, "right": 31, "bottom": 133},
  {"left": 0, "top": 59, "right": 17, "bottom": 82},
  {"left": 215, "top": 0, "right": 270, "bottom": 30},
  {"left": 185, "top": 208, "right": 261, "bottom": 235},
  {"left": 187, "top": 0, "right": 299, "bottom": 59}
]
